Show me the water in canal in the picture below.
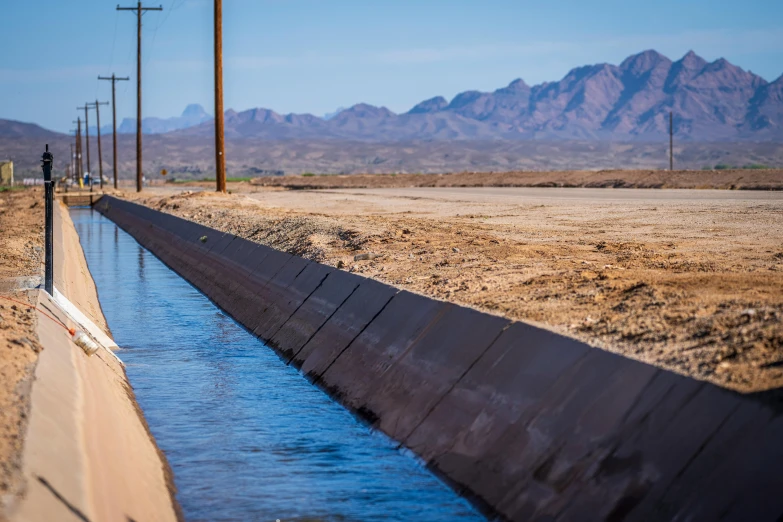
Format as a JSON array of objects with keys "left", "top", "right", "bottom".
[{"left": 71, "top": 208, "right": 483, "bottom": 521}]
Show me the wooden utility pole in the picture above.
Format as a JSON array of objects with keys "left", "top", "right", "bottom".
[
  {"left": 118, "top": 2, "right": 163, "bottom": 192},
  {"left": 88, "top": 101, "right": 109, "bottom": 190},
  {"left": 214, "top": 0, "right": 226, "bottom": 193},
  {"left": 69, "top": 142, "right": 75, "bottom": 184},
  {"left": 74, "top": 118, "right": 83, "bottom": 184},
  {"left": 77, "top": 105, "right": 92, "bottom": 191},
  {"left": 99, "top": 74, "right": 130, "bottom": 189},
  {"left": 669, "top": 111, "right": 674, "bottom": 171}
]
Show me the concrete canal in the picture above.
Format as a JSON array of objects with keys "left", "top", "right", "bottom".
[{"left": 71, "top": 207, "right": 483, "bottom": 521}]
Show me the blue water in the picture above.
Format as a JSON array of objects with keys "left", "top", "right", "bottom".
[{"left": 71, "top": 208, "right": 483, "bottom": 522}]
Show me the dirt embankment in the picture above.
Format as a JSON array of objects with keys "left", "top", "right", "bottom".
[
  {"left": 129, "top": 187, "right": 783, "bottom": 393},
  {"left": 0, "top": 188, "right": 43, "bottom": 515},
  {"left": 239, "top": 169, "right": 783, "bottom": 191}
]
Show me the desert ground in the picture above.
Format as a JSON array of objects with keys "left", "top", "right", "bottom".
[
  {"left": 245, "top": 168, "right": 783, "bottom": 190},
  {"left": 0, "top": 188, "right": 43, "bottom": 511},
  {"left": 127, "top": 178, "right": 783, "bottom": 394}
]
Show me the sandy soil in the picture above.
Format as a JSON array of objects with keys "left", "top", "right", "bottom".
[
  {"left": 130, "top": 185, "right": 783, "bottom": 393},
  {"left": 238, "top": 168, "right": 783, "bottom": 191},
  {"left": 0, "top": 188, "right": 43, "bottom": 515}
]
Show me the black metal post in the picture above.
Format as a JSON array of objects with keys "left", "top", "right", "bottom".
[{"left": 41, "top": 144, "right": 54, "bottom": 294}]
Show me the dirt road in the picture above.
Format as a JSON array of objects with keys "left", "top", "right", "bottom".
[
  {"left": 132, "top": 185, "right": 783, "bottom": 393},
  {"left": 243, "top": 168, "right": 783, "bottom": 190}
]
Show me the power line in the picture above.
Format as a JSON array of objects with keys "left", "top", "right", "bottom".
[{"left": 108, "top": 11, "right": 120, "bottom": 73}]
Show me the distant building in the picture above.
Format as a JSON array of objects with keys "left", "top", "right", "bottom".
[{"left": 0, "top": 161, "right": 12, "bottom": 186}]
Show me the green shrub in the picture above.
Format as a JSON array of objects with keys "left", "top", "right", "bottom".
[{"left": 302, "top": 172, "right": 315, "bottom": 177}]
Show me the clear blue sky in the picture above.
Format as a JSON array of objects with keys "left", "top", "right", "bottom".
[{"left": 2, "top": 0, "right": 782, "bottom": 132}]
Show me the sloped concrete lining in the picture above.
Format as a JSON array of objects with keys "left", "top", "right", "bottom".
[
  {"left": 10, "top": 200, "right": 179, "bottom": 522},
  {"left": 296, "top": 277, "right": 398, "bottom": 376},
  {"left": 269, "top": 269, "right": 363, "bottom": 361},
  {"left": 95, "top": 195, "right": 783, "bottom": 522}
]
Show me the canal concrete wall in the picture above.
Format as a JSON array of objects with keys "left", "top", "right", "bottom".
[
  {"left": 10, "top": 201, "right": 180, "bottom": 522},
  {"left": 96, "top": 195, "right": 783, "bottom": 522}
]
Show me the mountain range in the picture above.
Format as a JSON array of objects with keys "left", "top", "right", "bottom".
[
  {"left": 88, "top": 104, "right": 212, "bottom": 135},
  {"left": 3, "top": 49, "right": 782, "bottom": 144},
  {"left": 169, "top": 49, "right": 781, "bottom": 142}
]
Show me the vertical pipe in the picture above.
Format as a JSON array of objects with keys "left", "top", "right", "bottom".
[
  {"left": 42, "top": 145, "right": 54, "bottom": 295},
  {"left": 136, "top": 2, "right": 143, "bottom": 192},
  {"left": 214, "top": 0, "right": 226, "bottom": 193}
]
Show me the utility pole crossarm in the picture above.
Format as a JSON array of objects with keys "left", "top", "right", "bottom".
[{"left": 116, "top": 4, "right": 162, "bottom": 10}]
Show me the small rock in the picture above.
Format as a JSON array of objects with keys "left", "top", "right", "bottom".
[
  {"left": 336, "top": 260, "right": 345, "bottom": 269},
  {"left": 452, "top": 247, "right": 460, "bottom": 253},
  {"left": 408, "top": 254, "right": 415, "bottom": 259},
  {"left": 354, "top": 253, "right": 379, "bottom": 261}
]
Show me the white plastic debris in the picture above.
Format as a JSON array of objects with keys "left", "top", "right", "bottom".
[{"left": 72, "top": 330, "right": 99, "bottom": 356}]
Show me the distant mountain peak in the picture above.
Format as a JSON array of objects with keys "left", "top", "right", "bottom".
[
  {"left": 506, "top": 78, "right": 530, "bottom": 90},
  {"left": 679, "top": 50, "right": 707, "bottom": 69},
  {"left": 115, "top": 104, "right": 212, "bottom": 134},
  {"left": 341, "top": 103, "right": 395, "bottom": 117},
  {"left": 620, "top": 49, "right": 670, "bottom": 73},
  {"left": 448, "top": 90, "right": 485, "bottom": 109},
  {"left": 408, "top": 96, "right": 448, "bottom": 114},
  {"left": 182, "top": 104, "right": 209, "bottom": 118},
  {"left": 323, "top": 106, "right": 347, "bottom": 120}
]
